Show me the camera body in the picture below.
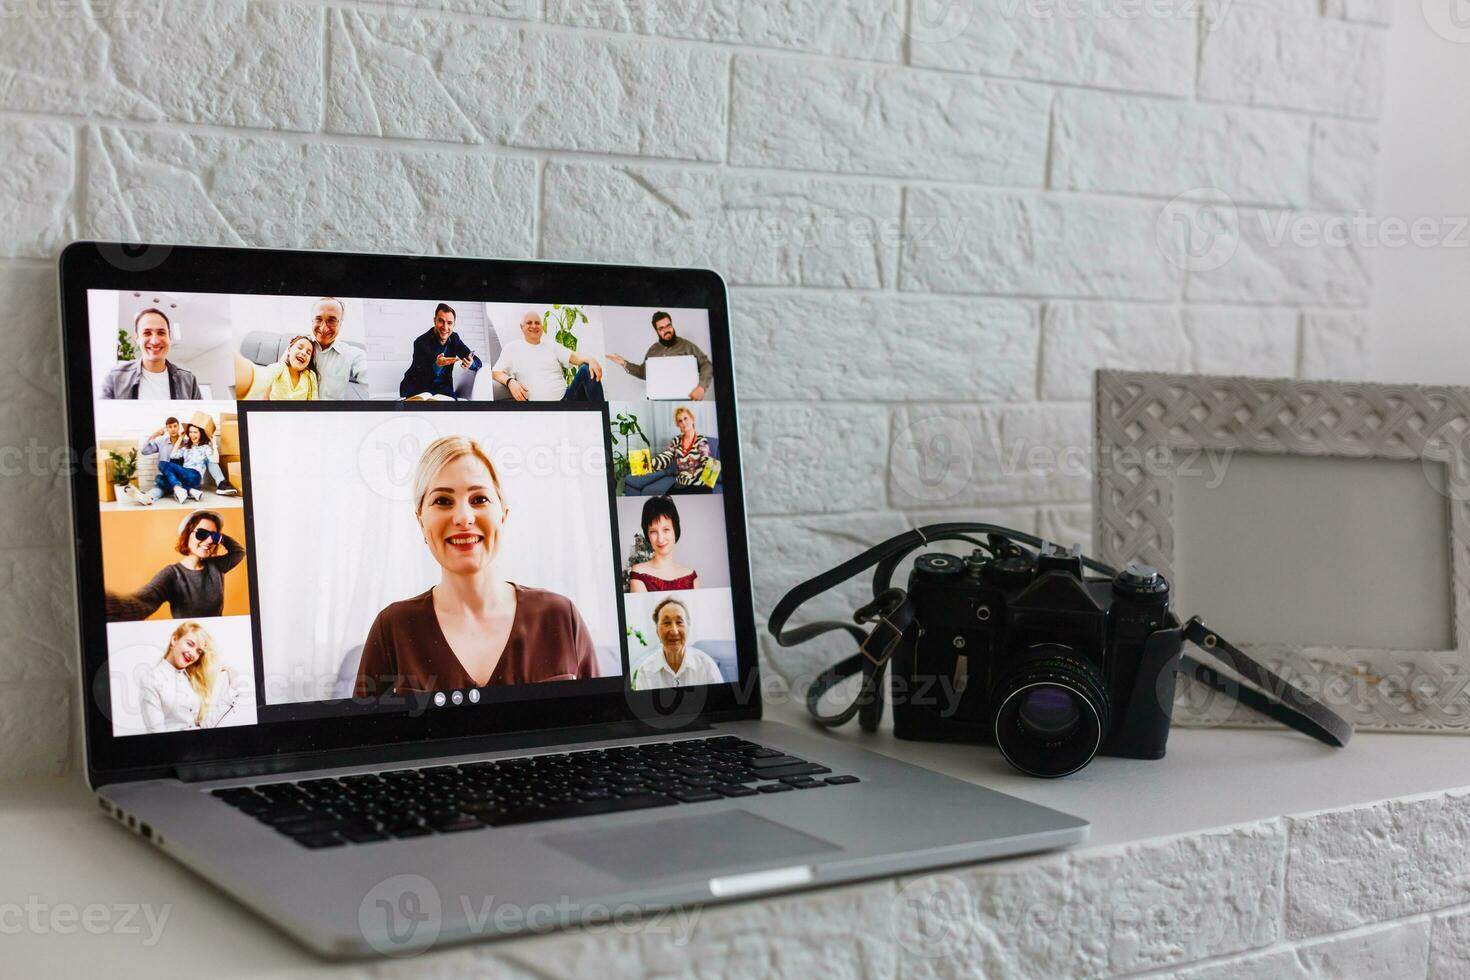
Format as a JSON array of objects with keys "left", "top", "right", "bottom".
[{"left": 890, "top": 540, "right": 1184, "bottom": 777}]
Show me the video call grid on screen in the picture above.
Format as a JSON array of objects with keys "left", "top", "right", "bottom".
[{"left": 86, "top": 287, "right": 740, "bottom": 738}]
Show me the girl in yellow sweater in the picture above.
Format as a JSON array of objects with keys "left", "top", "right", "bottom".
[{"left": 255, "top": 335, "right": 319, "bottom": 400}]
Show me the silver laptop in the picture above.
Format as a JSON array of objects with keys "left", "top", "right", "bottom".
[{"left": 59, "top": 242, "right": 1088, "bottom": 958}]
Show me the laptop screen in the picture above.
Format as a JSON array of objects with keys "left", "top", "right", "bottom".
[{"left": 86, "top": 290, "right": 739, "bottom": 740}]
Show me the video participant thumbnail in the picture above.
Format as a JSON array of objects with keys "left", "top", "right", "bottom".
[
  {"left": 601, "top": 307, "right": 715, "bottom": 402},
  {"left": 95, "top": 400, "right": 244, "bottom": 507},
  {"left": 610, "top": 400, "right": 721, "bottom": 497},
  {"left": 106, "top": 617, "right": 258, "bottom": 736},
  {"left": 243, "top": 405, "right": 625, "bottom": 706},
  {"left": 615, "top": 493, "right": 731, "bottom": 594},
  {"left": 624, "top": 589, "right": 738, "bottom": 690}
]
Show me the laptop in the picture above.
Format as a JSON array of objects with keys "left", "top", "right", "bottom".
[{"left": 58, "top": 242, "right": 1089, "bottom": 958}]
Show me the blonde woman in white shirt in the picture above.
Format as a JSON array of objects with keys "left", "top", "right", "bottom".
[
  {"left": 138, "top": 622, "right": 242, "bottom": 733},
  {"left": 632, "top": 597, "right": 724, "bottom": 690}
]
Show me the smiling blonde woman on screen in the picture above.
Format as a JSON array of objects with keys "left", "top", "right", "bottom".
[
  {"left": 354, "top": 435, "right": 600, "bottom": 697},
  {"left": 139, "top": 622, "right": 242, "bottom": 733}
]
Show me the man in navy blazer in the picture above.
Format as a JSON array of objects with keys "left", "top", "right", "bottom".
[{"left": 399, "top": 303, "right": 481, "bottom": 400}]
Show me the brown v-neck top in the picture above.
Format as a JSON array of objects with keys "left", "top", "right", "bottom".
[{"left": 353, "top": 584, "right": 600, "bottom": 697}]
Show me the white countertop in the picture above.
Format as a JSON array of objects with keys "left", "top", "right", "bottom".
[{"left": 4, "top": 700, "right": 1469, "bottom": 976}]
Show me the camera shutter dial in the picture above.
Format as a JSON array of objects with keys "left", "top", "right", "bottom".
[
  {"left": 983, "top": 554, "right": 1035, "bottom": 589},
  {"left": 1114, "top": 563, "right": 1169, "bottom": 603},
  {"left": 914, "top": 553, "right": 964, "bottom": 582}
]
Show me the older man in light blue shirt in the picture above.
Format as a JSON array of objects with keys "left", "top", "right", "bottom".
[{"left": 309, "top": 297, "right": 367, "bottom": 400}]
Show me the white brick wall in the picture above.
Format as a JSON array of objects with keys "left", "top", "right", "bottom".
[{"left": 0, "top": 0, "right": 1388, "bottom": 849}]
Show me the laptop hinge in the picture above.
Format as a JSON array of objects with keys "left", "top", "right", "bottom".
[{"left": 171, "top": 718, "right": 715, "bottom": 784}]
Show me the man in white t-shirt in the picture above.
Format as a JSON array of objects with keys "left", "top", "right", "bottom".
[
  {"left": 491, "top": 311, "right": 604, "bottom": 401},
  {"left": 100, "top": 308, "right": 204, "bottom": 400}
]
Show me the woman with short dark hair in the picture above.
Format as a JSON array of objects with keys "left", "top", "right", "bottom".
[{"left": 628, "top": 495, "right": 698, "bottom": 593}]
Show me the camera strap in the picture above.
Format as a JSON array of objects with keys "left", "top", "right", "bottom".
[
  {"left": 1177, "top": 618, "right": 1351, "bottom": 747},
  {"left": 767, "top": 522, "right": 1352, "bottom": 747}
]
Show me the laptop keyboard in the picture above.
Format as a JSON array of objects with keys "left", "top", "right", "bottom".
[{"left": 211, "top": 735, "right": 861, "bottom": 849}]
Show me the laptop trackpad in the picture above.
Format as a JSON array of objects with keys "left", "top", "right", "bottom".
[{"left": 540, "top": 810, "right": 840, "bottom": 881}]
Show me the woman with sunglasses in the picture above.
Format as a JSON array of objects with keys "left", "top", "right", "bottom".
[{"left": 117, "top": 510, "right": 247, "bottom": 620}]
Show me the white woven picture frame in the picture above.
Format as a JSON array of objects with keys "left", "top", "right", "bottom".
[{"left": 1093, "top": 370, "right": 1470, "bottom": 733}]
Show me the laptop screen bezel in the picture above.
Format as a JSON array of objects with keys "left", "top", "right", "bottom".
[{"left": 60, "top": 242, "right": 762, "bottom": 785}]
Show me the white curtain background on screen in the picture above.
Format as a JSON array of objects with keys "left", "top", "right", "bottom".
[{"left": 245, "top": 408, "right": 622, "bottom": 704}]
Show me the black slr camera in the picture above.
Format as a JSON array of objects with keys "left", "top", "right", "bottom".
[
  {"left": 768, "top": 523, "right": 1352, "bottom": 779},
  {"left": 896, "top": 541, "right": 1180, "bottom": 778}
]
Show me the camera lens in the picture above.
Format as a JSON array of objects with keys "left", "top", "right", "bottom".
[
  {"left": 1017, "top": 687, "right": 1081, "bottom": 738},
  {"left": 992, "top": 644, "right": 1108, "bottom": 778}
]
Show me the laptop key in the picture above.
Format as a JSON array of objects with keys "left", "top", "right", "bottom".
[
  {"left": 670, "top": 790, "right": 722, "bottom": 803},
  {"left": 428, "top": 815, "right": 484, "bottom": 833},
  {"left": 713, "top": 784, "right": 758, "bottom": 797},
  {"left": 751, "top": 763, "right": 831, "bottom": 780},
  {"left": 276, "top": 816, "right": 348, "bottom": 836},
  {"left": 757, "top": 783, "right": 795, "bottom": 793},
  {"left": 483, "top": 793, "right": 678, "bottom": 827},
  {"left": 825, "top": 775, "right": 860, "bottom": 785},
  {"left": 748, "top": 755, "right": 806, "bottom": 769},
  {"left": 294, "top": 833, "right": 345, "bottom": 849}
]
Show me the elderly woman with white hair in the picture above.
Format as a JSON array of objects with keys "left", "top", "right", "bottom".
[
  {"left": 631, "top": 596, "right": 724, "bottom": 690},
  {"left": 354, "top": 434, "right": 600, "bottom": 697}
]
